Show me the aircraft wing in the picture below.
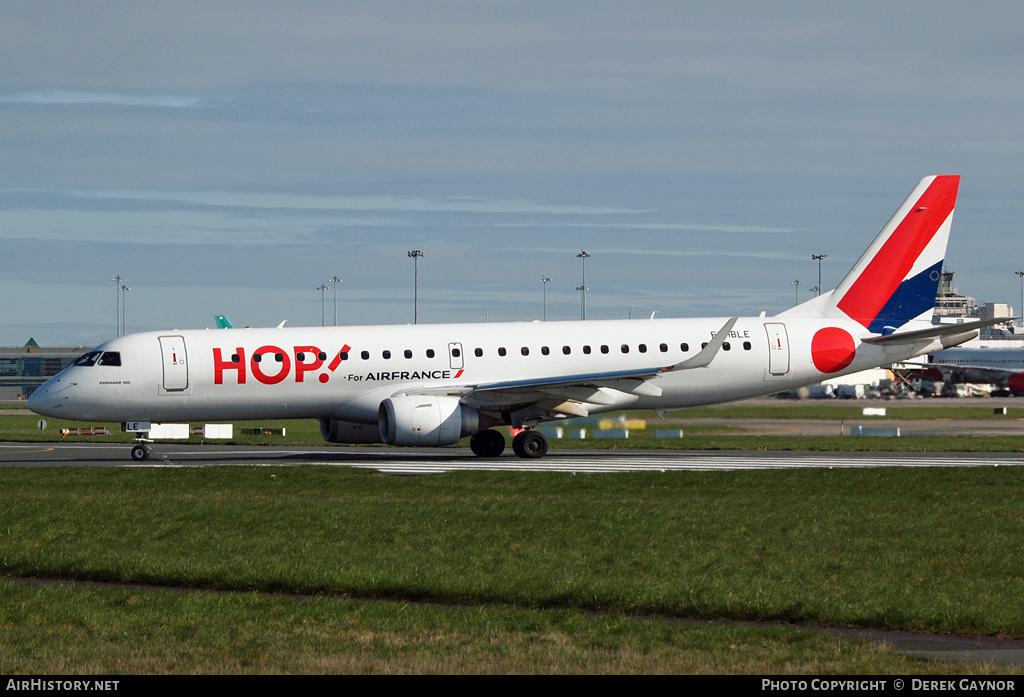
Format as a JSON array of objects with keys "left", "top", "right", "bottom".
[{"left": 431, "top": 318, "right": 739, "bottom": 423}]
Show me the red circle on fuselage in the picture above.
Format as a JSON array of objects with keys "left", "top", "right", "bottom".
[{"left": 811, "top": 327, "right": 856, "bottom": 374}]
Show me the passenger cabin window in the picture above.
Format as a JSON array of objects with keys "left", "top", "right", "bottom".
[
  {"left": 361, "top": 351, "right": 370, "bottom": 360},
  {"left": 743, "top": 341, "right": 752, "bottom": 350},
  {"left": 562, "top": 346, "right": 571, "bottom": 355},
  {"left": 601, "top": 345, "right": 609, "bottom": 354},
  {"left": 98, "top": 352, "right": 121, "bottom": 366},
  {"left": 475, "top": 348, "right": 483, "bottom": 357},
  {"left": 541, "top": 346, "right": 550, "bottom": 355},
  {"left": 521, "top": 347, "right": 530, "bottom": 356},
  {"left": 339, "top": 351, "right": 349, "bottom": 361},
  {"left": 681, "top": 343, "right": 689, "bottom": 352},
  {"left": 659, "top": 343, "right": 668, "bottom": 353},
  {"left": 583, "top": 345, "right": 592, "bottom": 354},
  {"left": 723, "top": 342, "right": 731, "bottom": 351},
  {"left": 382, "top": 350, "right": 392, "bottom": 359},
  {"left": 621, "top": 344, "right": 630, "bottom": 354},
  {"left": 318, "top": 352, "right": 327, "bottom": 361},
  {"left": 73, "top": 351, "right": 101, "bottom": 367},
  {"left": 498, "top": 347, "right": 507, "bottom": 356},
  {"left": 638, "top": 344, "right": 647, "bottom": 353},
  {"left": 404, "top": 350, "right": 413, "bottom": 359},
  {"left": 426, "top": 349, "right": 435, "bottom": 358}
]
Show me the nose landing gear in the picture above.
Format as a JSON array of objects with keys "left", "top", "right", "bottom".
[{"left": 130, "top": 441, "right": 152, "bottom": 461}]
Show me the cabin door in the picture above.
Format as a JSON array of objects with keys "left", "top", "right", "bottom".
[
  {"left": 448, "top": 342, "right": 464, "bottom": 370},
  {"left": 159, "top": 335, "right": 189, "bottom": 391},
  {"left": 764, "top": 323, "right": 791, "bottom": 376}
]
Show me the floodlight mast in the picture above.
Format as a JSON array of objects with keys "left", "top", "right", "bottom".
[
  {"left": 577, "top": 250, "right": 590, "bottom": 320},
  {"left": 408, "top": 250, "right": 424, "bottom": 324},
  {"left": 812, "top": 254, "right": 827, "bottom": 296}
]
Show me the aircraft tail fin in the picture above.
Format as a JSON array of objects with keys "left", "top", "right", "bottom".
[
  {"left": 215, "top": 315, "right": 234, "bottom": 329},
  {"left": 781, "top": 175, "right": 959, "bottom": 334}
]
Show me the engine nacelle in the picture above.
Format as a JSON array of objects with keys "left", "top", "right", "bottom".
[
  {"left": 378, "top": 394, "right": 479, "bottom": 447},
  {"left": 1008, "top": 372, "right": 1024, "bottom": 393},
  {"left": 318, "top": 417, "right": 384, "bottom": 444}
]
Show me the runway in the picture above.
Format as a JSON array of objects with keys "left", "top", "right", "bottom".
[{"left": 2, "top": 441, "right": 1023, "bottom": 475}]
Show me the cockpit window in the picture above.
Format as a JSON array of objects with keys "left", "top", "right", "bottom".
[
  {"left": 98, "top": 352, "right": 121, "bottom": 366},
  {"left": 73, "top": 351, "right": 102, "bottom": 367}
]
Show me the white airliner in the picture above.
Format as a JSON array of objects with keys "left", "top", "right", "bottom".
[
  {"left": 904, "top": 345, "right": 1024, "bottom": 393},
  {"left": 29, "top": 175, "right": 1001, "bottom": 461}
]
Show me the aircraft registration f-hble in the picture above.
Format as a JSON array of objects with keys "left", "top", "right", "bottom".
[{"left": 29, "top": 175, "right": 1001, "bottom": 461}]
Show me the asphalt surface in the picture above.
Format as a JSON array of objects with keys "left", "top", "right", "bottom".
[{"left": 3, "top": 441, "right": 1024, "bottom": 474}]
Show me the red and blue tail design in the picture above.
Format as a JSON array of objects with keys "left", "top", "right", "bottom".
[{"left": 823, "top": 175, "right": 959, "bottom": 333}]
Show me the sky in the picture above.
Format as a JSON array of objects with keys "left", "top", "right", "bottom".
[{"left": 3, "top": 1, "right": 1024, "bottom": 347}]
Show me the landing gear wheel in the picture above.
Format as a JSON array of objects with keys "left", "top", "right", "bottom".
[
  {"left": 130, "top": 444, "right": 151, "bottom": 462},
  {"left": 470, "top": 429, "right": 506, "bottom": 457},
  {"left": 512, "top": 430, "right": 548, "bottom": 459}
]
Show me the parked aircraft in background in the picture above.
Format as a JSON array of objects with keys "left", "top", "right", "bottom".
[
  {"left": 29, "top": 175, "right": 1002, "bottom": 461},
  {"left": 903, "top": 345, "right": 1024, "bottom": 394}
]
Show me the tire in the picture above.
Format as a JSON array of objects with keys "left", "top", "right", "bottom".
[
  {"left": 470, "top": 429, "right": 506, "bottom": 457},
  {"left": 130, "top": 444, "right": 150, "bottom": 462},
  {"left": 513, "top": 430, "right": 548, "bottom": 459}
]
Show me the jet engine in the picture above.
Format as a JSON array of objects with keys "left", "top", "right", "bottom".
[
  {"left": 1008, "top": 373, "right": 1024, "bottom": 393},
  {"left": 378, "top": 394, "right": 479, "bottom": 447},
  {"left": 318, "top": 417, "right": 383, "bottom": 444}
]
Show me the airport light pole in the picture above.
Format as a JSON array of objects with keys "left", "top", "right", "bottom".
[
  {"left": 119, "top": 285, "right": 130, "bottom": 336},
  {"left": 539, "top": 276, "right": 551, "bottom": 321},
  {"left": 317, "top": 284, "right": 329, "bottom": 326},
  {"left": 408, "top": 250, "right": 424, "bottom": 324},
  {"left": 112, "top": 275, "right": 125, "bottom": 337},
  {"left": 812, "top": 254, "right": 827, "bottom": 296},
  {"left": 328, "top": 275, "right": 341, "bottom": 326},
  {"left": 577, "top": 250, "right": 590, "bottom": 320},
  {"left": 1016, "top": 271, "right": 1024, "bottom": 328},
  {"left": 791, "top": 278, "right": 803, "bottom": 305}
]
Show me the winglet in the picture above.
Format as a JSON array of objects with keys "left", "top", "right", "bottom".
[{"left": 669, "top": 317, "right": 738, "bottom": 370}]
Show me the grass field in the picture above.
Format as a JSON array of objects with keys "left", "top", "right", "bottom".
[{"left": 2, "top": 465, "right": 1023, "bottom": 674}]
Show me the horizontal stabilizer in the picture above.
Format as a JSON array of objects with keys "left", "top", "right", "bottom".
[{"left": 861, "top": 317, "right": 1015, "bottom": 345}]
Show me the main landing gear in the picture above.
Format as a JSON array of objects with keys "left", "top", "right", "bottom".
[
  {"left": 512, "top": 429, "right": 548, "bottom": 459},
  {"left": 469, "top": 428, "right": 549, "bottom": 459},
  {"left": 469, "top": 429, "right": 506, "bottom": 457}
]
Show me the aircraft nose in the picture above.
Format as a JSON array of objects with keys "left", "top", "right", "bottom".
[
  {"left": 27, "top": 379, "right": 61, "bottom": 417},
  {"left": 26, "top": 385, "right": 48, "bottom": 415}
]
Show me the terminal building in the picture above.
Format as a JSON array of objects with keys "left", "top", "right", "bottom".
[{"left": 0, "top": 339, "right": 87, "bottom": 400}]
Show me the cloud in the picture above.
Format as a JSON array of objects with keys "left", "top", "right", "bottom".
[{"left": 0, "top": 90, "right": 205, "bottom": 109}]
